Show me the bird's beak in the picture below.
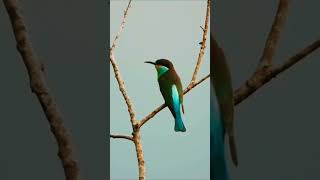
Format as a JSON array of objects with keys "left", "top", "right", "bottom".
[{"left": 144, "top": 61, "right": 156, "bottom": 65}]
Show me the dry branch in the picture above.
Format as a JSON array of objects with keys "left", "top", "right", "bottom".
[
  {"left": 258, "top": 0, "right": 290, "bottom": 68},
  {"left": 109, "top": 0, "right": 146, "bottom": 179},
  {"left": 189, "top": 0, "right": 211, "bottom": 86},
  {"left": 110, "top": 53, "right": 137, "bottom": 126},
  {"left": 109, "top": 0, "right": 137, "bottom": 126},
  {"left": 234, "top": 39, "right": 320, "bottom": 105},
  {"left": 110, "top": 0, "right": 132, "bottom": 52},
  {"left": 2, "top": 0, "right": 79, "bottom": 180},
  {"left": 110, "top": 134, "right": 134, "bottom": 141}
]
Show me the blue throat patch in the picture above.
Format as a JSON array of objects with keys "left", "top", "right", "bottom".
[{"left": 156, "top": 65, "right": 169, "bottom": 78}]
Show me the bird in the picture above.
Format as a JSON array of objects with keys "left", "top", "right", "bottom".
[
  {"left": 145, "top": 59, "right": 186, "bottom": 132},
  {"left": 211, "top": 35, "right": 238, "bottom": 179}
]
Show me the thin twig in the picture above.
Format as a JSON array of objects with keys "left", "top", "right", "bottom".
[
  {"left": 110, "top": 134, "right": 134, "bottom": 141},
  {"left": 234, "top": 39, "right": 320, "bottom": 105},
  {"left": 272, "top": 39, "right": 320, "bottom": 75},
  {"left": 189, "top": 0, "right": 210, "bottom": 87},
  {"left": 258, "top": 0, "right": 290, "bottom": 68},
  {"left": 110, "top": 0, "right": 132, "bottom": 51},
  {"left": 2, "top": 0, "right": 79, "bottom": 180},
  {"left": 139, "top": 74, "right": 210, "bottom": 128}
]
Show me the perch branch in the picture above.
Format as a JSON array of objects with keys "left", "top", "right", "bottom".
[
  {"left": 234, "top": 39, "right": 320, "bottom": 105},
  {"left": 258, "top": 0, "right": 290, "bottom": 68},
  {"left": 3, "top": 0, "right": 79, "bottom": 180},
  {"left": 189, "top": 0, "right": 210, "bottom": 86},
  {"left": 110, "top": 134, "right": 134, "bottom": 141}
]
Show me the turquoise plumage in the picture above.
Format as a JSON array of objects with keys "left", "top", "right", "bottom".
[
  {"left": 211, "top": 36, "right": 238, "bottom": 179},
  {"left": 145, "top": 59, "right": 186, "bottom": 132}
]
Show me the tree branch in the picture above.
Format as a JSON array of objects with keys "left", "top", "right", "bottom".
[
  {"left": 110, "top": 53, "right": 138, "bottom": 126},
  {"left": 258, "top": 0, "right": 290, "bottom": 68},
  {"left": 3, "top": 0, "right": 79, "bottom": 180},
  {"left": 233, "top": 0, "right": 291, "bottom": 106},
  {"left": 110, "top": 0, "right": 132, "bottom": 52},
  {"left": 189, "top": 0, "right": 210, "bottom": 87},
  {"left": 110, "top": 134, "right": 134, "bottom": 141},
  {"left": 109, "top": 0, "right": 137, "bottom": 127},
  {"left": 272, "top": 39, "right": 320, "bottom": 75},
  {"left": 234, "top": 39, "right": 320, "bottom": 105},
  {"left": 109, "top": 1, "right": 146, "bottom": 179}
]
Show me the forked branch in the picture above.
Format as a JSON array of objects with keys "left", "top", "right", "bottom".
[
  {"left": 233, "top": 0, "right": 320, "bottom": 105},
  {"left": 234, "top": 39, "right": 320, "bottom": 105}
]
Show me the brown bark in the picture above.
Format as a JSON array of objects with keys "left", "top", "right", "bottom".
[
  {"left": 133, "top": 130, "right": 146, "bottom": 180},
  {"left": 2, "top": 0, "right": 79, "bottom": 179}
]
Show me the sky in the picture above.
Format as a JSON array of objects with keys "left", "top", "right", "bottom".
[{"left": 110, "top": 1, "right": 210, "bottom": 179}]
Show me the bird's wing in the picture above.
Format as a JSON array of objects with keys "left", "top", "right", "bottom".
[
  {"left": 171, "top": 84, "right": 180, "bottom": 114},
  {"left": 159, "top": 76, "right": 176, "bottom": 116},
  {"left": 173, "top": 71, "right": 184, "bottom": 114}
]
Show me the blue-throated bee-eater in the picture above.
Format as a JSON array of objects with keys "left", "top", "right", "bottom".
[{"left": 145, "top": 59, "right": 186, "bottom": 132}]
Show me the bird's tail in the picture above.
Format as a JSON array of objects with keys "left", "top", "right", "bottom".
[
  {"left": 211, "top": 98, "right": 229, "bottom": 180},
  {"left": 174, "top": 109, "right": 186, "bottom": 132}
]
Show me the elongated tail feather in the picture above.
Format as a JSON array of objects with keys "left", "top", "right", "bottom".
[
  {"left": 211, "top": 93, "right": 229, "bottom": 180},
  {"left": 228, "top": 134, "right": 238, "bottom": 166},
  {"left": 174, "top": 108, "right": 186, "bottom": 132}
]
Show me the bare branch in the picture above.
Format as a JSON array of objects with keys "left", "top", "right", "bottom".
[
  {"left": 139, "top": 74, "right": 210, "bottom": 128},
  {"left": 110, "top": 0, "right": 132, "bottom": 51},
  {"left": 234, "top": 39, "right": 320, "bottom": 105},
  {"left": 109, "top": 1, "right": 146, "bottom": 179},
  {"left": 258, "top": 0, "right": 290, "bottom": 68},
  {"left": 110, "top": 134, "right": 134, "bottom": 141},
  {"left": 109, "top": 0, "right": 137, "bottom": 126},
  {"left": 189, "top": 0, "right": 210, "bottom": 86},
  {"left": 272, "top": 39, "right": 320, "bottom": 75},
  {"left": 2, "top": 0, "right": 79, "bottom": 179},
  {"left": 110, "top": 53, "right": 137, "bottom": 125}
]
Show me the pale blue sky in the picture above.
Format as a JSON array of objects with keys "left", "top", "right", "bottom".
[{"left": 110, "top": 1, "right": 210, "bottom": 179}]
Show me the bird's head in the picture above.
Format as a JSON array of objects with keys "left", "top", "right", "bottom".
[{"left": 145, "top": 59, "right": 174, "bottom": 77}]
